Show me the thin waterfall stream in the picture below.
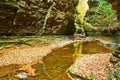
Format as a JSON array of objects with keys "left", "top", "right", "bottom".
[{"left": 37, "top": 2, "right": 55, "bottom": 35}]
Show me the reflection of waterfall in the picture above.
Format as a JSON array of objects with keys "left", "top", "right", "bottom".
[
  {"left": 73, "top": 41, "right": 83, "bottom": 59},
  {"left": 37, "top": 2, "right": 55, "bottom": 35}
]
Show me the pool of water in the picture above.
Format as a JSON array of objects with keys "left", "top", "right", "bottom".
[
  {"left": 0, "top": 41, "right": 114, "bottom": 80},
  {"left": 82, "top": 41, "right": 113, "bottom": 54}
]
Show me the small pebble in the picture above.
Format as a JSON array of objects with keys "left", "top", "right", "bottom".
[{"left": 15, "top": 72, "right": 28, "bottom": 79}]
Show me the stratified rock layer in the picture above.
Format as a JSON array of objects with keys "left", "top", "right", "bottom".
[{"left": 0, "top": 0, "right": 76, "bottom": 35}]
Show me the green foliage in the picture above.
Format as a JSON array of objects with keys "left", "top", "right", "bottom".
[
  {"left": 89, "top": 73, "right": 96, "bottom": 80},
  {"left": 0, "top": 2, "right": 18, "bottom": 8},
  {"left": 99, "top": 1, "right": 108, "bottom": 6},
  {"left": 83, "top": 21, "right": 93, "bottom": 31},
  {"left": 68, "top": 66, "right": 73, "bottom": 73},
  {"left": 74, "top": 22, "right": 82, "bottom": 32},
  {"left": 0, "top": 40, "right": 33, "bottom": 48},
  {"left": 115, "top": 46, "right": 120, "bottom": 51},
  {"left": 109, "top": 56, "right": 117, "bottom": 63},
  {"left": 74, "top": 20, "right": 93, "bottom": 33},
  {"left": 86, "top": 73, "right": 96, "bottom": 80},
  {"left": 0, "top": 42, "right": 9, "bottom": 47},
  {"left": 97, "top": 0, "right": 116, "bottom": 15},
  {"left": 15, "top": 40, "right": 33, "bottom": 46}
]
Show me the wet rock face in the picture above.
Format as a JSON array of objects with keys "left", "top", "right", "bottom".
[
  {"left": 88, "top": 0, "right": 99, "bottom": 8},
  {"left": 107, "top": 0, "right": 120, "bottom": 20},
  {"left": 0, "top": 0, "right": 76, "bottom": 35},
  {"left": 0, "top": 0, "right": 18, "bottom": 35}
]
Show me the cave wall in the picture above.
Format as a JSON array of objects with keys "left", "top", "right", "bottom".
[{"left": 0, "top": 0, "right": 77, "bottom": 35}]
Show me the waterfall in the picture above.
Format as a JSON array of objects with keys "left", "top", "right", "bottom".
[{"left": 37, "top": 2, "right": 55, "bottom": 35}]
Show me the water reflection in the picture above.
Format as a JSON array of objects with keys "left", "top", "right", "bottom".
[{"left": 0, "top": 41, "right": 114, "bottom": 80}]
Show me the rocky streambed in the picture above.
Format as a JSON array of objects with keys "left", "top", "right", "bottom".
[{"left": 0, "top": 36, "right": 119, "bottom": 80}]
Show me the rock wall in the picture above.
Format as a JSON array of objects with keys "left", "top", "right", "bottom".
[
  {"left": 0, "top": 0, "right": 76, "bottom": 35},
  {"left": 107, "top": 0, "right": 120, "bottom": 20},
  {"left": 0, "top": 0, "right": 18, "bottom": 35},
  {"left": 88, "top": 0, "right": 99, "bottom": 8}
]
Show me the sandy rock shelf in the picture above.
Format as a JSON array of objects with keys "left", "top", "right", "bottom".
[
  {"left": 69, "top": 53, "right": 114, "bottom": 80},
  {"left": 0, "top": 40, "right": 75, "bottom": 67}
]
